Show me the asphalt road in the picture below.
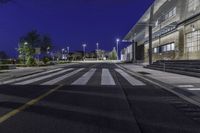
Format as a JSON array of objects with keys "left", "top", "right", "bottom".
[{"left": 0, "top": 63, "right": 199, "bottom": 133}]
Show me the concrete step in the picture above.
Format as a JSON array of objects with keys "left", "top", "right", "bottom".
[
  {"left": 152, "top": 63, "right": 200, "bottom": 69},
  {"left": 149, "top": 64, "right": 200, "bottom": 72},
  {"left": 145, "top": 65, "right": 200, "bottom": 78}
]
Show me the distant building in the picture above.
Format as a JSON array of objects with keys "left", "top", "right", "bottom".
[
  {"left": 121, "top": 45, "right": 133, "bottom": 62},
  {"left": 124, "top": 0, "right": 200, "bottom": 63}
]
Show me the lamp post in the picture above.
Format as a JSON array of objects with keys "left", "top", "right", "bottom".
[
  {"left": 23, "top": 42, "right": 28, "bottom": 64},
  {"left": 96, "top": 42, "right": 99, "bottom": 60},
  {"left": 67, "top": 46, "right": 70, "bottom": 60},
  {"left": 82, "top": 44, "right": 87, "bottom": 60},
  {"left": 116, "top": 39, "right": 120, "bottom": 60},
  {"left": 67, "top": 46, "right": 70, "bottom": 54}
]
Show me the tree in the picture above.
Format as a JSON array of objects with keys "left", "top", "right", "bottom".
[
  {"left": 41, "top": 35, "right": 52, "bottom": 54},
  {"left": 0, "top": 51, "right": 8, "bottom": 59},
  {"left": 18, "top": 41, "right": 35, "bottom": 65},
  {"left": 17, "top": 30, "right": 53, "bottom": 65},
  {"left": 22, "top": 30, "right": 41, "bottom": 48},
  {"left": 109, "top": 47, "right": 117, "bottom": 60}
]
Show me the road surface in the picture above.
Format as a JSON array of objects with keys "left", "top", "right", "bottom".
[{"left": 0, "top": 63, "right": 199, "bottom": 133}]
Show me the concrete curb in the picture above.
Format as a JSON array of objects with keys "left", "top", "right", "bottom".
[{"left": 117, "top": 64, "right": 200, "bottom": 108}]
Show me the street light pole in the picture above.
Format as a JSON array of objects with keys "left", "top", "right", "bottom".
[
  {"left": 67, "top": 46, "right": 70, "bottom": 54},
  {"left": 116, "top": 39, "right": 120, "bottom": 60},
  {"left": 96, "top": 42, "right": 99, "bottom": 60},
  {"left": 67, "top": 46, "right": 70, "bottom": 61},
  {"left": 82, "top": 44, "right": 87, "bottom": 60},
  {"left": 23, "top": 42, "right": 28, "bottom": 65}
]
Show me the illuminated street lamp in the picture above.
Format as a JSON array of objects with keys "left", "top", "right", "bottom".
[
  {"left": 24, "top": 42, "right": 28, "bottom": 45},
  {"left": 116, "top": 38, "right": 120, "bottom": 60},
  {"left": 96, "top": 42, "right": 99, "bottom": 60},
  {"left": 82, "top": 44, "right": 87, "bottom": 60},
  {"left": 23, "top": 42, "right": 28, "bottom": 64}
]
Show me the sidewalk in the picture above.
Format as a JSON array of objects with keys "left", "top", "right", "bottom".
[{"left": 120, "top": 64, "right": 200, "bottom": 106}]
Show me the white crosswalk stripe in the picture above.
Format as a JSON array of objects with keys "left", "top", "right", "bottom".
[
  {"left": 42, "top": 68, "right": 84, "bottom": 85},
  {"left": 2, "top": 68, "right": 63, "bottom": 84},
  {"left": 101, "top": 69, "right": 115, "bottom": 85},
  {"left": 72, "top": 69, "right": 96, "bottom": 85},
  {"left": 115, "top": 69, "right": 145, "bottom": 86},
  {"left": 1, "top": 67, "right": 148, "bottom": 86},
  {"left": 177, "top": 85, "right": 194, "bottom": 88},
  {"left": 14, "top": 68, "right": 74, "bottom": 85},
  {"left": 187, "top": 88, "right": 200, "bottom": 91}
]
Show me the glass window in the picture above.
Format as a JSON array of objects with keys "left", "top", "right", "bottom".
[
  {"left": 171, "top": 43, "right": 175, "bottom": 51},
  {"left": 173, "top": 7, "right": 176, "bottom": 16},
  {"left": 167, "top": 44, "right": 171, "bottom": 51},
  {"left": 153, "top": 47, "right": 158, "bottom": 53},
  {"left": 186, "top": 30, "right": 200, "bottom": 53}
]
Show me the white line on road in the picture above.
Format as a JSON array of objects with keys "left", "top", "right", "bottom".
[
  {"left": 187, "top": 88, "right": 200, "bottom": 91},
  {"left": 115, "top": 69, "right": 146, "bottom": 86},
  {"left": 42, "top": 68, "right": 84, "bottom": 85},
  {"left": 72, "top": 69, "right": 96, "bottom": 85},
  {"left": 3, "top": 68, "right": 63, "bottom": 84},
  {"left": 177, "top": 85, "right": 194, "bottom": 88},
  {"left": 14, "top": 68, "right": 74, "bottom": 85},
  {"left": 101, "top": 69, "right": 115, "bottom": 85}
]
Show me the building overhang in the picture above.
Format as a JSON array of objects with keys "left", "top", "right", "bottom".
[{"left": 124, "top": 0, "right": 168, "bottom": 42}]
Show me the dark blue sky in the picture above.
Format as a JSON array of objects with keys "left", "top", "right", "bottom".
[{"left": 0, "top": 0, "right": 154, "bottom": 57}]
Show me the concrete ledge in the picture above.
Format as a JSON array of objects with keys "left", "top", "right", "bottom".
[{"left": 0, "top": 64, "right": 16, "bottom": 70}]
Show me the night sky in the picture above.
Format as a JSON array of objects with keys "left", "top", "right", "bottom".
[{"left": 0, "top": 0, "right": 154, "bottom": 57}]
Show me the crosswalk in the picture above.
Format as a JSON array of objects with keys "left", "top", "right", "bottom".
[
  {"left": 101, "top": 69, "right": 116, "bottom": 85},
  {"left": 1, "top": 68, "right": 146, "bottom": 86}
]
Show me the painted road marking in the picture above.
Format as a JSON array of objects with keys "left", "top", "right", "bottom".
[
  {"left": 101, "top": 69, "right": 115, "bottom": 85},
  {"left": 177, "top": 85, "right": 194, "bottom": 88},
  {"left": 187, "top": 88, "right": 200, "bottom": 91},
  {"left": 14, "top": 68, "right": 73, "bottom": 85},
  {"left": 72, "top": 69, "right": 96, "bottom": 85},
  {"left": 42, "top": 68, "right": 84, "bottom": 85},
  {"left": 115, "top": 69, "right": 146, "bottom": 86},
  {"left": 3, "top": 68, "right": 63, "bottom": 84},
  {"left": 0, "top": 85, "right": 63, "bottom": 124}
]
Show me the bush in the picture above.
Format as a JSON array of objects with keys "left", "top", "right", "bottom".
[
  {"left": 26, "top": 57, "right": 36, "bottom": 66},
  {"left": 42, "top": 57, "right": 50, "bottom": 64}
]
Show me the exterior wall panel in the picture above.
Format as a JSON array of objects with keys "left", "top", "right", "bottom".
[{"left": 124, "top": 0, "right": 200, "bottom": 63}]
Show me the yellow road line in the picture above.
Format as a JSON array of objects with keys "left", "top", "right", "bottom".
[{"left": 0, "top": 85, "right": 63, "bottom": 123}]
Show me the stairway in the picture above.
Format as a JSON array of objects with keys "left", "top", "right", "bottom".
[{"left": 145, "top": 60, "right": 200, "bottom": 78}]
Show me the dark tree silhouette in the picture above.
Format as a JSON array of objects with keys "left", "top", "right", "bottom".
[{"left": 0, "top": 51, "right": 9, "bottom": 59}]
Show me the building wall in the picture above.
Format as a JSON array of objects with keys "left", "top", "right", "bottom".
[
  {"left": 124, "top": 0, "right": 200, "bottom": 63},
  {"left": 183, "top": 19, "right": 200, "bottom": 59}
]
